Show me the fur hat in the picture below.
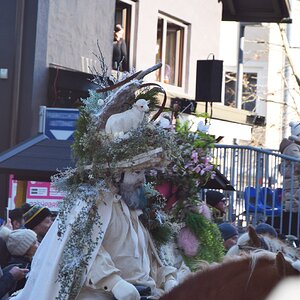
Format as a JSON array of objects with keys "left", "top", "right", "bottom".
[
  {"left": 206, "top": 191, "right": 225, "bottom": 207},
  {"left": 218, "top": 223, "right": 238, "bottom": 241},
  {"left": 24, "top": 205, "right": 52, "bottom": 229},
  {"left": 7, "top": 229, "right": 37, "bottom": 256},
  {"left": 289, "top": 121, "right": 300, "bottom": 142},
  {"left": 255, "top": 223, "right": 278, "bottom": 238}
]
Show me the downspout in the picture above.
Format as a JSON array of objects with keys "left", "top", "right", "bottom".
[
  {"left": 235, "top": 22, "right": 245, "bottom": 110},
  {"left": 10, "top": 0, "right": 25, "bottom": 147},
  {"left": 282, "top": 23, "right": 291, "bottom": 139},
  {"left": 281, "top": 0, "right": 298, "bottom": 138}
]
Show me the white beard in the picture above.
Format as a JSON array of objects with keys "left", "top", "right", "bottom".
[{"left": 119, "top": 171, "right": 147, "bottom": 209}]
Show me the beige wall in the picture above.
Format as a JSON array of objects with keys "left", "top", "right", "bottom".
[
  {"left": 135, "top": 0, "right": 222, "bottom": 97},
  {"left": 47, "top": 0, "right": 115, "bottom": 72}
]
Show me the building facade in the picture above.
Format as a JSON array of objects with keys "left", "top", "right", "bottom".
[{"left": 1, "top": 0, "right": 295, "bottom": 211}]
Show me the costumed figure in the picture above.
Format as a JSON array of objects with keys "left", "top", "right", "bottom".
[
  {"left": 12, "top": 61, "right": 224, "bottom": 300},
  {"left": 279, "top": 121, "right": 300, "bottom": 212},
  {"left": 11, "top": 63, "right": 193, "bottom": 300}
]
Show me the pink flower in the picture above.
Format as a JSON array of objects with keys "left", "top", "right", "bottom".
[
  {"left": 193, "top": 164, "right": 202, "bottom": 174},
  {"left": 191, "top": 150, "right": 198, "bottom": 163},
  {"left": 177, "top": 226, "right": 200, "bottom": 257},
  {"left": 198, "top": 204, "right": 212, "bottom": 220},
  {"left": 184, "top": 162, "right": 193, "bottom": 169}
]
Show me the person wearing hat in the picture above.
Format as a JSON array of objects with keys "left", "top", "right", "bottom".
[
  {"left": 255, "top": 223, "right": 278, "bottom": 238},
  {"left": 206, "top": 190, "right": 227, "bottom": 223},
  {"left": 23, "top": 205, "right": 53, "bottom": 242},
  {"left": 218, "top": 223, "right": 239, "bottom": 251},
  {"left": 6, "top": 229, "right": 38, "bottom": 293},
  {"left": 279, "top": 121, "right": 300, "bottom": 213},
  {"left": 9, "top": 208, "right": 25, "bottom": 230}
]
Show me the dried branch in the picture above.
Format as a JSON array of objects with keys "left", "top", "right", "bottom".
[
  {"left": 96, "top": 62, "right": 162, "bottom": 94},
  {"left": 89, "top": 40, "right": 110, "bottom": 88}
]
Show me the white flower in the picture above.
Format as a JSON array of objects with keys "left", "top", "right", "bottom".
[
  {"left": 159, "top": 117, "right": 172, "bottom": 129},
  {"left": 197, "top": 121, "right": 210, "bottom": 133},
  {"left": 97, "top": 99, "right": 104, "bottom": 106}
]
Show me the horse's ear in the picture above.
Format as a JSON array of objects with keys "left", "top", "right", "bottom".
[
  {"left": 248, "top": 225, "right": 261, "bottom": 247},
  {"left": 275, "top": 251, "right": 287, "bottom": 276}
]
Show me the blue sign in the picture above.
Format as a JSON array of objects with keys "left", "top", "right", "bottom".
[{"left": 44, "top": 108, "right": 80, "bottom": 140}]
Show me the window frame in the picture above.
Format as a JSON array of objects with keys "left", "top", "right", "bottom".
[
  {"left": 224, "top": 70, "right": 259, "bottom": 113},
  {"left": 156, "top": 12, "right": 188, "bottom": 90},
  {"left": 114, "top": 0, "right": 137, "bottom": 71}
]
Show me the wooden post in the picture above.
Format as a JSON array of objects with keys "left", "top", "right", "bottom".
[{"left": 15, "top": 180, "right": 27, "bottom": 208}]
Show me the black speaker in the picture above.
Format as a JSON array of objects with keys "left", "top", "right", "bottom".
[{"left": 195, "top": 59, "right": 223, "bottom": 102}]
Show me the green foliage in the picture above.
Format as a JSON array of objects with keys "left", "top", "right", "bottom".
[
  {"left": 54, "top": 182, "right": 104, "bottom": 300},
  {"left": 150, "top": 224, "right": 173, "bottom": 245},
  {"left": 194, "top": 112, "right": 210, "bottom": 119},
  {"left": 175, "top": 120, "right": 215, "bottom": 150},
  {"left": 72, "top": 107, "right": 91, "bottom": 161},
  {"left": 183, "top": 212, "right": 225, "bottom": 270},
  {"left": 136, "top": 87, "right": 161, "bottom": 110},
  {"left": 140, "top": 183, "right": 173, "bottom": 245}
]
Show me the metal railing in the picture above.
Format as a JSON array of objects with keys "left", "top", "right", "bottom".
[{"left": 213, "top": 144, "right": 300, "bottom": 238}]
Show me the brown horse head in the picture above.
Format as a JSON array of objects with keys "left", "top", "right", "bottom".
[{"left": 160, "top": 251, "right": 300, "bottom": 300}]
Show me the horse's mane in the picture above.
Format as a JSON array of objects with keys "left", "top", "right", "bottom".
[
  {"left": 160, "top": 251, "right": 300, "bottom": 300},
  {"left": 227, "top": 231, "right": 299, "bottom": 261}
]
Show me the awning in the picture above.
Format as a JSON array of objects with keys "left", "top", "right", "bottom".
[
  {"left": 0, "top": 135, "right": 75, "bottom": 181},
  {"left": 219, "top": 0, "right": 291, "bottom": 23}
]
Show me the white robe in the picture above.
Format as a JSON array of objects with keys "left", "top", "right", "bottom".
[{"left": 12, "top": 190, "right": 186, "bottom": 300}]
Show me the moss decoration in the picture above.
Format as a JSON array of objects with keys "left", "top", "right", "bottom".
[{"left": 183, "top": 212, "right": 225, "bottom": 271}]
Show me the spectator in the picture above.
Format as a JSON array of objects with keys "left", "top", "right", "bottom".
[
  {"left": 0, "top": 265, "right": 28, "bottom": 299},
  {"left": 255, "top": 223, "right": 278, "bottom": 238},
  {"left": 206, "top": 191, "right": 227, "bottom": 223},
  {"left": 20, "top": 203, "right": 32, "bottom": 214},
  {"left": 279, "top": 121, "right": 300, "bottom": 212},
  {"left": 112, "top": 24, "right": 128, "bottom": 71},
  {"left": 218, "top": 223, "right": 239, "bottom": 251},
  {"left": 9, "top": 208, "right": 25, "bottom": 230},
  {"left": 0, "top": 224, "right": 28, "bottom": 298},
  {"left": 0, "top": 225, "right": 11, "bottom": 267},
  {"left": 6, "top": 229, "right": 38, "bottom": 292},
  {"left": 23, "top": 206, "right": 53, "bottom": 242}
]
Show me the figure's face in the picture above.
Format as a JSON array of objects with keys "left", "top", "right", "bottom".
[{"left": 123, "top": 171, "right": 145, "bottom": 186}]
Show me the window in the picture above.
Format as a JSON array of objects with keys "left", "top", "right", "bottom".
[
  {"left": 114, "top": 0, "right": 136, "bottom": 71},
  {"left": 156, "top": 14, "right": 187, "bottom": 87},
  {"left": 224, "top": 72, "right": 257, "bottom": 112}
]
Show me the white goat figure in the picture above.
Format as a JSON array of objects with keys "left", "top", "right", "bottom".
[{"left": 105, "top": 98, "right": 149, "bottom": 137}]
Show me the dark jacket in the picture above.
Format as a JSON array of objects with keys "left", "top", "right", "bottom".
[
  {"left": 0, "top": 238, "right": 11, "bottom": 268},
  {"left": 112, "top": 38, "right": 128, "bottom": 71},
  {"left": 0, "top": 266, "right": 16, "bottom": 299},
  {"left": 6, "top": 256, "right": 31, "bottom": 293}
]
